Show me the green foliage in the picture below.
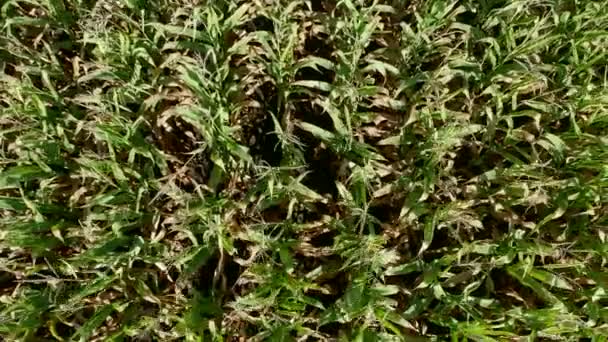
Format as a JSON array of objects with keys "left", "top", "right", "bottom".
[{"left": 1, "top": 0, "right": 607, "bottom": 340}]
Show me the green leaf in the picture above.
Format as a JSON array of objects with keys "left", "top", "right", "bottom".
[
  {"left": 535, "top": 204, "right": 567, "bottom": 232},
  {"left": 292, "top": 80, "right": 332, "bottom": 92},
  {"left": 506, "top": 264, "right": 561, "bottom": 305},
  {"left": 529, "top": 268, "right": 574, "bottom": 291},
  {"left": 0, "top": 196, "right": 27, "bottom": 211},
  {"left": 0, "top": 165, "right": 51, "bottom": 189},
  {"left": 385, "top": 260, "right": 424, "bottom": 276},
  {"left": 362, "top": 59, "right": 399, "bottom": 77},
  {"left": 295, "top": 56, "right": 335, "bottom": 73},
  {"left": 181, "top": 246, "right": 215, "bottom": 274},
  {"left": 539, "top": 133, "right": 567, "bottom": 162},
  {"left": 420, "top": 215, "right": 436, "bottom": 255},
  {"left": 69, "top": 275, "right": 119, "bottom": 305},
  {"left": 225, "top": 3, "right": 251, "bottom": 29},
  {"left": 72, "top": 304, "right": 118, "bottom": 341},
  {"left": 296, "top": 121, "right": 335, "bottom": 141}
]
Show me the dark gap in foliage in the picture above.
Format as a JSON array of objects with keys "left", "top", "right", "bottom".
[
  {"left": 243, "top": 80, "right": 282, "bottom": 166},
  {"left": 309, "top": 0, "right": 338, "bottom": 12},
  {"left": 425, "top": 227, "right": 458, "bottom": 254},
  {"left": 243, "top": 16, "right": 274, "bottom": 33},
  {"left": 79, "top": 41, "right": 101, "bottom": 63},
  {"left": 453, "top": 142, "right": 484, "bottom": 179},
  {"left": 0, "top": 60, "right": 17, "bottom": 80},
  {"left": 484, "top": 146, "right": 514, "bottom": 169},
  {"left": 243, "top": 106, "right": 280, "bottom": 166},
  {"left": 510, "top": 113, "right": 539, "bottom": 131},
  {"left": 301, "top": 143, "right": 340, "bottom": 198},
  {"left": 230, "top": 239, "right": 250, "bottom": 267},
  {"left": 12, "top": 25, "right": 46, "bottom": 45},
  {"left": 364, "top": 39, "right": 384, "bottom": 56},
  {"left": 295, "top": 66, "right": 334, "bottom": 83},
  {"left": 53, "top": 29, "right": 77, "bottom": 55},
  {"left": 419, "top": 55, "right": 444, "bottom": 72},
  {"left": 308, "top": 230, "right": 337, "bottom": 249},
  {"left": 302, "top": 32, "right": 334, "bottom": 60},
  {"left": 455, "top": 9, "right": 480, "bottom": 27},
  {"left": 368, "top": 201, "right": 400, "bottom": 225},
  {"left": 490, "top": 269, "right": 545, "bottom": 309},
  {"left": 193, "top": 252, "right": 242, "bottom": 300},
  {"left": 413, "top": 156, "right": 426, "bottom": 170},
  {"left": 52, "top": 319, "right": 76, "bottom": 339},
  {"left": 478, "top": 214, "right": 509, "bottom": 240},
  {"left": 304, "top": 202, "right": 335, "bottom": 222},
  {"left": 378, "top": 145, "right": 402, "bottom": 163},
  {"left": 549, "top": 116, "right": 572, "bottom": 134},
  {"left": 445, "top": 81, "right": 470, "bottom": 106},
  {"left": 292, "top": 102, "right": 339, "bottom": 197},
  {"left": 426, "top": 320, "right": 452, "bottom": 336},
  {"left": 386, "top": 269, "right": 421, "bottom": 294},
  {"left": 371, "top": 219, "right": 403, "bottom": 242},
  {"left": 259, "top": 203, "right": 289, "bottom": 223},
  {"left": 158, "top": 320, "right": 174, "bottom": 335},
  {"left": 125, "top": 102, "right": 142, "bottom": 116},
  {"left": 318, "top": 321, "right": 348, "bottom": 337},
  {"left": 0, "top": 272, "right": 16, "bottom": 293},
  {"left": 470, "top": 272, "right": 496, "bottom": 297},
  {"left": 510, "top": 204, "right": 541, "bottom": 224}
]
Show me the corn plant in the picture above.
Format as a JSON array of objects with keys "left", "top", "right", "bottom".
[{"left": 1, "top": 0, "right": 607, "bottom": 340}]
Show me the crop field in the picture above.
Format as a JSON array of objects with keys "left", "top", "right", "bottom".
[{"left": 0, "top": 0, "right": 607, "bottom": 340}]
